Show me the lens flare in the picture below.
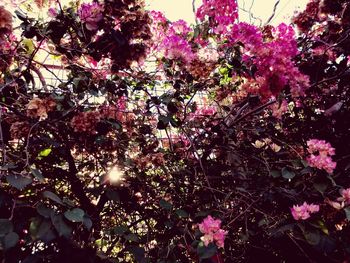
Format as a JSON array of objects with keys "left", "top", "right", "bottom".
[{"left": 107, "top": 166, "right": 124, "bottom": 184}]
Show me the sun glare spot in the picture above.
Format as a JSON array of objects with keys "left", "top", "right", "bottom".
[{"left": 107, "top": 166, "right": 124, "bottom": 184}]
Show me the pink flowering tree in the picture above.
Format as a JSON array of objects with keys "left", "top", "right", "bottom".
[{"left": 1, "top": 0, "right": 350, "bottom": 262}]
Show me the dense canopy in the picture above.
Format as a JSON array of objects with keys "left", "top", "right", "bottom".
[{"left": 1, "top": 0, "right": 350, "bottom": 262}]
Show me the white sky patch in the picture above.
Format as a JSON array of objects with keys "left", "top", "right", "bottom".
[
  {"left": 106, "top": 166, "right": 124, "bottom": 184},
  {"left": 145, "top": 0, "right": 309, "bottom": 25}
]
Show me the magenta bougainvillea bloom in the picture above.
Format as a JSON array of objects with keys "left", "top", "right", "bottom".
[
  {"left": 291, "top": 202, "right": 319, "bottom": 220},
  {"left": 196, "top": 0, "right": 238, "bottom": 35},
  {"left": 228, "top": 22, "right": 310, "bottom": 100},
  {"left": 149, "top": 11, "right": 195, "bottom": 64},
  {"left": 168, "top": 19, "right": 191, "bottom": 36},
  {"left": 161, "top": 35, "right": 194, "bottom": 63},
  {"left": 306, "top": 139, "right": 336, "bottom": 173},
  {"left": 199, "top": 215, "right": 227, "bottom": 248},
  {"left": 78, "top": 2, "right": 103, "bottom": 31}
]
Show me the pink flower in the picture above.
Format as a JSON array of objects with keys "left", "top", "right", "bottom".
[
  {"left": 307, "top": 139, "right": 335, "bottom": 156},
  {"left": 213, "top": 229, "right": 228, "bottom": 248},
  {"left": 340, "top": 188, "right": 350, "bottom": 205},
  {"left": 168, "top": 19, "right": 191, "bottom": 36},
  {"left": 291, "top": 203, "right": 311, "bottom": 220},
  {"left": 196, "top": 0, "right": 238, "bottom": 35},
  {"left": 150, "top": 10, "right": 167, "bottom": 25},
  {"left": 326, "top": 198, "right": 344, "bottom": 210},
  {"left": 291, "top": 202, "right": 319, "bottom": 220},
  {"left": 78, "top": 3, "right": 103, "bottom": 31},
  {"left": 161, "top": 35, "right": 194, "bottom": 63},
  {"left": 306, "top": 139, "right": 336, "bottom": 173},
  {"left": 271, "top": 99, "right": 288, "bottom": 119},
  {"left": 307, "top": 203, "right": 320, "bottom": 213},
  {"left": 197, "top": 47, "right": 220, "bottom": 63},
  {"left": 199, "top": 215, "right": 221, "bottom": 233},
  {"left": 199, "top": 216, "right": 227, "bottom": 248},
  {"left": 188, "top": 105, "right": 217, "bottom": 121},
  {"left": 48, "top": 7, "right": 58, "bottom": 17},
  {"left": 229, "top": 23, "right": 309, "bottom": 100}
]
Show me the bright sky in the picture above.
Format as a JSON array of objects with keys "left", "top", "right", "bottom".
[
  {"left": 145, "top": 0, "right": 309, "bottom": 25},
  {"left": 7, "top": 0, "right": 309, "bottom": 26}
]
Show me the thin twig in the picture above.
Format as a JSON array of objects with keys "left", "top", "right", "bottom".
[
  {"left": 0, "top": 109, "right": 6, "bottom": 165},
  {"left": 265, "top": 0, "right": 281, "bottom": 25},
  {"left": 24, "top": 121, "right": 41, "bottom": 168},
  {"left": 231, "top": 99, "right": 276, "bottom": 125},
  {"left": 287, "top": 233, "right": 313, "bottom": 263},
  {"left": 227, "top": 195, "right": 262, "bottom": 226}
]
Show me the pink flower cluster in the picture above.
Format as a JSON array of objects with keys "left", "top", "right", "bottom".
[
  {"left": 291, "top": 202, "right": 320, "bottom": 220},
  {"left": 306, "top": 139, "right": 336, "bottom": 173},
  {"left": 161, "top": 35, "right": 194, "bottom": 63},
  {"left": 78, "top": 2, "right": 103, "bottom": 31},
  {"left": 168, "top": 19, "right": 191, "bottom": 36},
  {"left": 196, "top": 0, "right": 238, "bottom": 35},
  {"left": 197, "top": 47, "right": 220, "bottom": 63},
  {"left": 149, "top": 10, "right": 168, "bottom": 42},
  {"left": 271, "top": 99, "right": 288, "bottom": 119},
  {"left": 236, "top": 23, "right": 310, "bottom": 100},
  {"left": 198, "top": 215, "right": 227, "bottom": 248},
  {"left": 149, "top": 11, "right": 194, "bottom": 64}
]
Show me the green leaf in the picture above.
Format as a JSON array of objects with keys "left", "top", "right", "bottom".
[
  {"left": 301, "top": 159, "right": 309, "bottom": 167},
  {"left": 62, "top": 197, "right": 75, "bottom": 207},
  {"left": 193, "top": 26, "right": 200, "bottom": 38},
  {"left": 124, "top": 233, "right": 139, "bottom": 242},
  {"left": 36, "top": 203, "right": 52, "bottom": 218},
  {"left": 313, "top": 181, "right": 328, "bottom": 194},
  {"left": 4, "top": 232, "right": 19, "bottom": 249},
  {"left": 281, "top": 168, "right": 295, "bottom": 179},
  {"left": 38, "top": 148, "right": 52, "bottom": 157},
  {"left": 83, "top": 216, "right": 93, "bottom": 231},
  {"left": 157, "top": 115, "right": 170, "bottom": 130},
  {"left": 22, "top": 38, "right": 35, "bottom": 55},
  {"left": 29, "top": 218, "right": 55, "bottom": 243},
  {"left": 159, "top": 199, "right": 172, "bottom": 210},
  {"left": 344, "top": 208, "right": 350, "bottom": 220},
  {"left": 31, "top": 168, "right": 44, "bottom": 182},
  {"left": 0, "top": 219, "right": 13, "bottom": 237},
  {"left": 316, "top": 235, "right": 337, "bottom": 254},
  {"left": 29, "top": 217, "right": 41, "bottom": 239},
  {"left": 304, "top": 230, "right": 321, "bottom": 245},
  {"left": 269, "top": 223, "right": 295, "bottom": 237},
  {"left": 106, "top": 120, "right": 122, "bottom": 130},
  {"left": 112, "top": 225, "right": 128, "bottom": 236},
  {"left": 270, "top": 170, "right": 281, "bottom": 178},
  {"left": 51, "top": 214, "right": 72, "bottom": 238},
  {"left": 0, "top": 163, "right": 17, "bottom": 170},
  {"left": 43, "top": 191, "right": 63, "bottom": 205},
  {"left": 36, "top": 220, "right": 51, "bottom": 239},
  {"left": 318, "top": 220, "right": 329, "bottom": 235},
  {"left": 197, "top": 242, "right": 217, "bottom": 259},
  {"left": 6, "top": 174, "right": 32, "bottom": 190},
  {"left": 175, "top": 209, "right": 189, "bottom": 218},
  {"left": 128, "top": 246, "right": 145, "bottom": 262},
  {"left": 219, "top": 67, "right": 229, "bottom": 75},
  {"left": 300, "top": 166, "right": 313, "bottom": 175},
  {"left": 64, "top": 208, "right": 85, "bottom": 222}
]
